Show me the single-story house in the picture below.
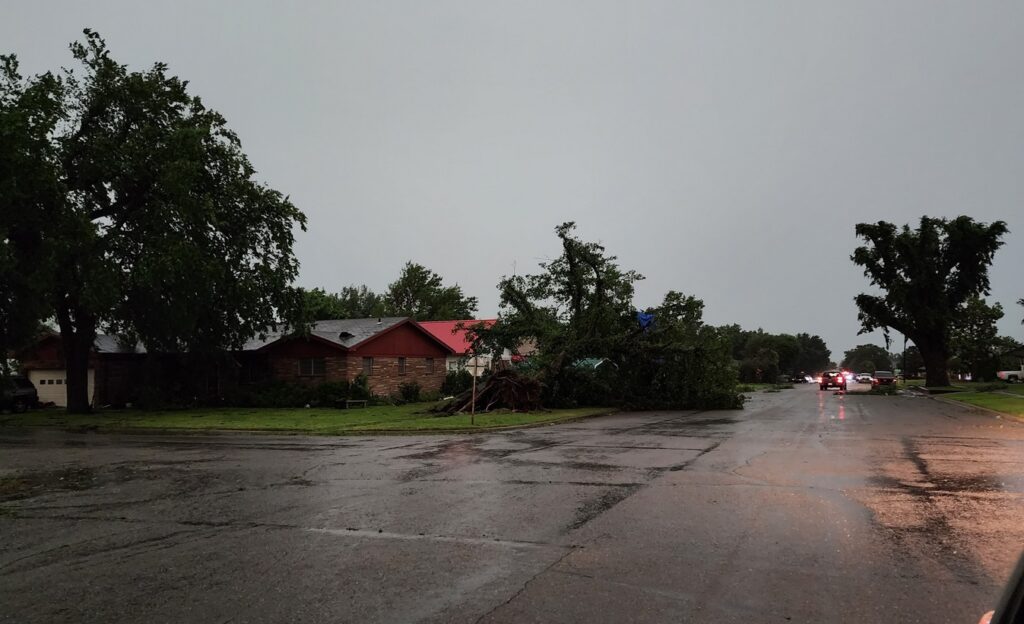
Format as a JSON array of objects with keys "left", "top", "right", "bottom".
[
  {"left": 16, "top": 334, "right": 146, "bottom": 407},
  {"left": 17, "top": 317, "right": 456, "bottom": 406},
  {"left": 418, "top": 319, "right": 496, "bottom": 373},
  {"left": 239, "top": 317, "right": 454, "bottom": 396}
]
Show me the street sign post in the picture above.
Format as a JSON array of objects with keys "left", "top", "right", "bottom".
[{"left": 467, "top": 355, "right": 484, "bottom": 425}]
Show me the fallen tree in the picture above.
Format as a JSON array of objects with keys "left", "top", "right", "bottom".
[{"left": 434, "top": 370, "right": 543, "bottom": 414}]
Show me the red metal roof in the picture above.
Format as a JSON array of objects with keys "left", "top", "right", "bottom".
[{"left": 417, "top": 319, "right": 496, "bottom": 355}]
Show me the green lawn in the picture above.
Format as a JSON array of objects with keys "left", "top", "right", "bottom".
[
  {"left": 0, "top": 403, "right": 614, "bottom": 434},
  {"left": 737, "top": 383, "right": 793, "bottom": 393},
  {"left": 910, "top": 382, "right": 1024, "bottom": 395},
  {"left": 946, "top": 392, "right": 1024, "bottom": 418}
]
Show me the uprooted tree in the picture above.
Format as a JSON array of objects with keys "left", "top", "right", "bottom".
[
  {"left": 436, "top": 369, "right": 543, "bottom": 414},
  {"left": 468, "top": 222, "right": 741, "bottom": 410},
  {"left": 851, "top": 216, "right": 1008, "bottom": 387}
]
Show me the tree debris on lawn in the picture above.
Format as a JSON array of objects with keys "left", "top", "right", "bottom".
[{"left": 434, "top": 370, "right": 543, "bottom": 414}]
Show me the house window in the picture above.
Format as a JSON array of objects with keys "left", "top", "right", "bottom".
[
  {"left": 298, "top": 358, "right": 325, "bottom": 377},
  {"left": 426, "top": 358, "right": 435, "bottom": 374},
  {"left": 398, "top": 357, "right": 407, "bottom": 375},
  {"left": 362, "top": 357, "right": 373, "bottom": 376},
  {"left": 56, "top": 379, "right": 63, "bottom": 385}
]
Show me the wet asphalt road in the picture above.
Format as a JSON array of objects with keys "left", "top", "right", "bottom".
[{"left": 2, "top": 384, "right": 1024, "bottom": 623}]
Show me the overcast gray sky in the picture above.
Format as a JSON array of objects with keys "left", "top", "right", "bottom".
[{"left": 5, "top": 1, "right": 1023, "bottom": 360}]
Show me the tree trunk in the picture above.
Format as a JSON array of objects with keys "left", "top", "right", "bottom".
[
  {"left": 918, "top": 341, "right": 951, "bottom": 387},
  {"left": 56, "top": 307, "right": 96, "bottom": 414}
]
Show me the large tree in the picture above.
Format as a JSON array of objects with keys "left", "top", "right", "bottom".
[
  {"left": 0, "top": 31, "right": 306, "bottom": 412},
  {"left": 841, "top": 343, "right": 891, "bottom": 373},
  {"left": 793, "top": 333, "right": 831, "bottom": 374},
  {"left": 385, "top": 262, "right": 478, "bottom": 321},
  {"left": 851, "top": 216, "right": 1007, "bottom": 387}
]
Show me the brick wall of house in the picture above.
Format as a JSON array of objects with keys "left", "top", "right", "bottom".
[
  {"left": 362, "top": 356, "right": 445, "bottom": 396},
  {"left": 268, "top": 355, "right": 348, "bottom": 385}
]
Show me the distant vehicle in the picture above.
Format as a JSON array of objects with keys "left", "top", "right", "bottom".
[
  {"left": 788, "top": 374, "right": 807, "bottom": 383},
  {"left": 856, "top": 373, "right": 873, "bottom": 383},
  {"left": 872, "top": 371, "right": 896, "bottom": 387},
  {"left": 996, "top": 366, "right": 1023, "bottom": 383},
  {"left": 819, "top": 371, "right": 846, "bottom": 391},
  {"left": 1, "top": 375, "right": 38, "bottom": 413},
  {"left": 804, "top": 375, "right": 815, "bottom": 384}
]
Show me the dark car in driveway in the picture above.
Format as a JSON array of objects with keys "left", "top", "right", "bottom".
[
  {"left": 872, "top": 370, "right": 896, "bottom": 387},
  {"left": 1, "top": 375, "right": 38, "bottom": 412},
  {"left": 819, "top": 371, "right": 847, "bottom": 391}
]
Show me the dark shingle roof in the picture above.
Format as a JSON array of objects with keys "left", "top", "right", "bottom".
[
  {"left": 241, "top": 317, "right": 408, "bottom": 351},
  {"left": 93, "top": 335, "right": 147, "bottom": 354}
]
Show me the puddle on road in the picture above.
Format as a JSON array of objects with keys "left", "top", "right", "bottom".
[
  {"left": 854, "top": 436, "right": 1011, "bottom": 585},
  {"left": 0, "top": 466, "right": 98, "bottom": 502},
  {"left": 672, "top": 417, "right": 736, "bottom": 427},
  {"left": 567, "top": 483, "right": 642, "bottom": 531},
  {"left": 0, "top": 458, "right": 228, "bottom": 504},
  {"left": 399, "top": 436, "right": 553, "bottom": 462}
]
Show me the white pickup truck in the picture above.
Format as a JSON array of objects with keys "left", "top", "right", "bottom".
[{"left": 997, "top": 366, "right": 1023, "bottom": 383}]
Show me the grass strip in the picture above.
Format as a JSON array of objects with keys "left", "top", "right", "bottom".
[
  {"left": 945, "top": 392, "right": 1024, "bottom": 418},
  {"left": 0, "top": 404, "right": 613, "bottom": 434}
]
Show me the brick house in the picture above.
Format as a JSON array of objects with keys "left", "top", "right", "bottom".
[
  {"left": 17, "top": 318, "right": 454, "bottom": 406},
  {"left": 239, "top": 317, "right": 454, "bottom": 396}
]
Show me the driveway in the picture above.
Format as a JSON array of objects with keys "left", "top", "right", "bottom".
[{"left": 2, "top": 385, "right": 1023, "bottom": 623}]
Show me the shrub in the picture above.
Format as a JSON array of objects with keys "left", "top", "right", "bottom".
[
  {"left": 250, "top": 381, "right": 314, "bottom": 407},
  {"left": 350, "top": 374, "right": 371, "bottom": 400},
  {"left": 398, "top": 381, "right": 421, "bottom": 403},
  {"left": 135, "top": 384, "right": 192, "bottom": 410},
  {"left": 974, "top": 382, "right": 1008, "bottom": 392},
  {"left": 441, "top": 369, "right": 473, "bottom": 395},
  {"left": 312, "top": 381, "right": 351, "bottom": 406}
]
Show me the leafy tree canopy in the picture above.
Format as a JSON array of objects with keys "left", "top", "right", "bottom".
[
  {"left": 852, "top": 216, "right": 1007, "bottom": 386},
  {"left": 720, "top": 327, "right": 830, "bottom": 381},
  {"left": 949, "top": 297, "right": 1004, "bottom": 380},
  {"left": 0, "top": 31, "right": 306, "bottom": 411},
  {"left": 300, "top": 285, "right": 386, "bottom": 321},
  {"left": 793, "top": 333, "right": 831, "bottom": 374},
  {"left": 474, "top": 223, "right": 740, "bottom": 409},
  {"left": 891, "top": 345, "right": 925, "bottom": 375},
  {"left": 841, "top": 344, "right": 892, "bottom": 373},
  {"left": 385, "top": 262, "right": 478, "bottom": 321}
]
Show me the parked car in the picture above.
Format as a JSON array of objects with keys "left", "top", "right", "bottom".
[
  {"left": 855, "top": 373, "right": 873, "bottom": 383},
  {"left": 819, "top": 371, "right": 846, "bottom": 391},
  {"left": 1, "top": 375, "right": 38, "bottom": 412},
  {"left": 872, "top": 370, "right": 896, "bottom": 387},
  {"left": 996, "top": 367, "right": 1023, "bottom": 383}
]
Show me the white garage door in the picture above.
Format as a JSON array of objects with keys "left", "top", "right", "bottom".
[{"left": 27, "top": 369, "right": 95, "bottom": 407}]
